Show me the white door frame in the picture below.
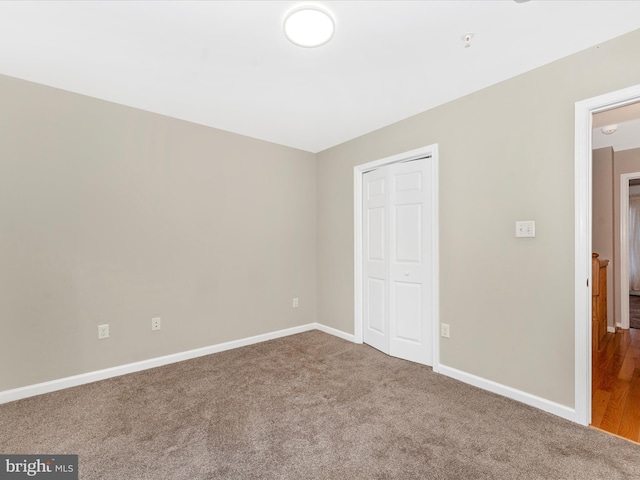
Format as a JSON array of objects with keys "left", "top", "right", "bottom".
[
  {"left": 575, "top": 84, "right": 640, "bottom": 426},
  {"left": 620, "top": 172, "right": 640, "bottom": 330},
  {"left": 354, "top": 144, "right": 440, "bottom": 372}
]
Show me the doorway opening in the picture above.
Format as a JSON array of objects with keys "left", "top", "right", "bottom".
[
  {"left": 575, "top": 84, "right": 640, "bottom": 429},
  {"left": 590, "top": 101, "right": 640, "bottom": 441}
]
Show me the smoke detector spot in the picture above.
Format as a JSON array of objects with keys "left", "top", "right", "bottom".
[{"left": 462, "top": 33, "right": 474, "bottom": 48}]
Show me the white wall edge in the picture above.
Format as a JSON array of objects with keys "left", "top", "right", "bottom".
[
  {"left": 609, "top": 326, "right": 618, "bottom": 333},
  {"left": 0, "top": 323, "right": 352, "bottom": 405},
  {"left": 439, "top": 364, "right": 576, "bottom": 423}
]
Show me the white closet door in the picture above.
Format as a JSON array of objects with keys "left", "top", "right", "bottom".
[
  {"left": 363, "top": 167, "right": 389, "bottom": 354},
  {"left": 388, "top": 159, "right": 432, "bottom": 365},
  {"left": 362, "top": 158, "right": 432, "bottom": 366}
]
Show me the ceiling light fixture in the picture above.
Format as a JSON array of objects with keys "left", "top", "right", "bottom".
[
  {"left": 601, "top": 124, "right": 618, "bottom": 135},
  {"left": 283, "top": 6, "right": 335, "bottom": 48}
]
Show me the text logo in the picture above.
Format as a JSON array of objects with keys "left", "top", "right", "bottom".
[{"left": 0, "top": 455, "right": 78, "bottom": 479}]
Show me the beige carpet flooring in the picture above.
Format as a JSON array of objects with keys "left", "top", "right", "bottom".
[{"left": 1, "top": 330, "right": 639, "bottom": 479}]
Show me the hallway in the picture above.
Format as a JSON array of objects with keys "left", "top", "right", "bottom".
[{"left": 592, "top": 328, "right": 640, "bottom": 442}]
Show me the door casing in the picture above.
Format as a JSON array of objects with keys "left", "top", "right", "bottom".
[
  {"left": 619, "top": 172, "right": 640, "bottom": 330},
  {"left": 575, "top": 84, "right": 640, "bottom": 426}
]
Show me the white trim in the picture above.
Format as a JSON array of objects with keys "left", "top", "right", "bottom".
[
  {"left": 314, "top": 323, "right": 356, "bottom": 342},
  {"left": 431, "top": 145, "right": 440, "bottom": 373},
  {"left": 575, "top": 83, "right": 640, "bottom": 426},
  {"left": 353, "top": 144, "right": 440, "bottom": 371},
  {"left": 574, "top": 97, "right": 593, "bottom": 427},
  {"left": 354, "top": 165, "right": 364, "bottom": 345},
  {"left": 620, "top": 172, "right": 640, "bottom": 330},
  {"left": 608, "top": 326, "right": 617, "bottom": 333},
  {"left": 439, "top": 364, "right": 576, "bottom": 422},
  {"left": 0, "top": 323, "right": 355, "bottom": 405}
]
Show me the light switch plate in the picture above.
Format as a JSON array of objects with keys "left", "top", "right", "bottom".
[{"left": 515, "top": 220, "right": 535, "bottom": 238}]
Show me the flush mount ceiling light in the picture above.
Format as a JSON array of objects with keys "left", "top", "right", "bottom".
[
  {"left": 284, "top": 6, "right": 335, "bottom": 48},
  {"left": 601, "top": 124, "right": 619, "bottom": 135}
]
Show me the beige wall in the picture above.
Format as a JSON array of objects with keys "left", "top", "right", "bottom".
[
  {"left": 613, "top": 147, "right": 640, "bottom": 324},
  {"left": 592, "top": 147, "right": 615, "bottom": 327},
  {"left": 3, "top": 28, "right": 640, "bottom": 412},
  {"left": 317, "top": 29, "right": 640, "bottom": 408},
  {"left": 0, "top": 74, "right": 317, "bottom": 391}
]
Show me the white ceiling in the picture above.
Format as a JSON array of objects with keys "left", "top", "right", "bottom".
[
  {"left": 593, "top": 102, "right": 640, "bottom": 153},
  {"left": 592, "top": 117, "right": 640, "bottom": 153},
  {"left": 1, "top": 1, "right": 640, "bottom": 153}
]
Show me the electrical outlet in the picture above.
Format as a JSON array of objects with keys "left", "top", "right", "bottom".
[
  {"left": 293, "top": 298, "right": 299, "bottom": 308},
  {"left": 441, "top": 323, "right": 450, "bottom": 338},
  {"left": 152, "top": 317, "right": 161, "bottom": 331},
  {"left": 98, "top": 324, "right": 109, "bottom": 340}
]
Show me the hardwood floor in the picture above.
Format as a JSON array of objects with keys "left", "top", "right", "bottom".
[{"left": 592, "top": 327, "right": 640, "bottom": 442}]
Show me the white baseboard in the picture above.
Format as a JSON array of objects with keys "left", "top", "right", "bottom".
[
  {"left": 314, "top": 323, "right": 356, "bottom": 342},
  {"left": 608, "top": 326, "right": 616, "bottom": 333},
  {"left": 438, "top": 364, "right": 576, "bottom": 423},
  {"left": 5, "top": 324, "right": 577, "bottom": 424},
  {"left": 0, "top": 323, "right": 355, "bottom": 405}
]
